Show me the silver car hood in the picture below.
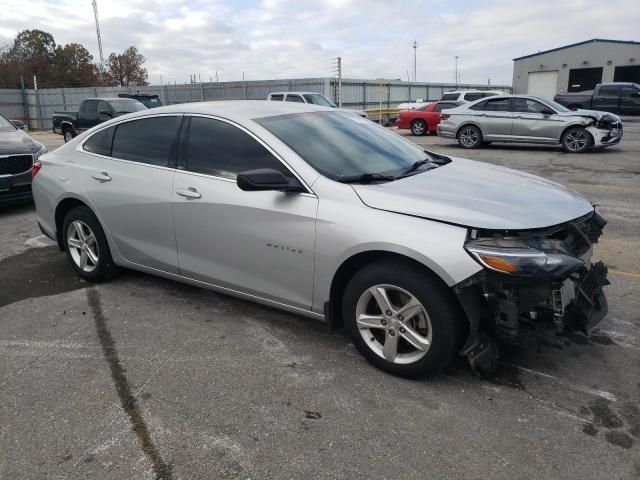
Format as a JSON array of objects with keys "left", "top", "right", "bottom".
[
  {"left": 352, "top": 157, "right": 594, "bottom": 230},
  {"left": 560, "top": 109, "right": 622, "bottom": 122}
]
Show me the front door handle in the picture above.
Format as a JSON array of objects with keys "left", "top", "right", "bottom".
[
  {"left": 91, "top": 171, "right": 111, "bottom": 182},
  {"left": 175, "top": 187, "right": 202, "bottom": 199}
]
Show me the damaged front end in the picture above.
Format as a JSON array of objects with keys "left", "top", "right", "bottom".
[{"left": 455, "top": 210, "right": 609, "bottom": 374}]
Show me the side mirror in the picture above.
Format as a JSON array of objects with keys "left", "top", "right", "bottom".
[
  {"left": 540, "top": 108, "right": 555, "bottom": 116},
  {"left": 99, "top": 110, "right": 112, "bottom": 117},
  {"left": 237, "top": 168, "right": 305, "bottom": 193},
  {"left": 10, "top": 119, "right": 25, "bottom": 129}
]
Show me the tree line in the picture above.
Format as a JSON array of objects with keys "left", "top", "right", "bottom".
[{"left": 0, "top": 29, "right": 148, "bottom": 89}]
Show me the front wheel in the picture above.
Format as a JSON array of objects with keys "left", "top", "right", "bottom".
[
  {"left": 562, "top": 126, "right": 593, "bottom": 153},
  {"left": 342, "top": 260, "right": 465, "bottom": 378},
  {"left": 457, "top": 125, "right": 482, "bottom": 149},
  {"left": 411, "top": 120, "right": 427, "bottom": 136},
  {"left": 62, "top": 206, "right": 120, "bottom": 282}
]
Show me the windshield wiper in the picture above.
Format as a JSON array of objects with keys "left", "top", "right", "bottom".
[
  {"left": 337, "top": 172, "right": 397, "bottom": 184},
  {"left": 398, "top": 158, "right": 434, "bottom": 177}
]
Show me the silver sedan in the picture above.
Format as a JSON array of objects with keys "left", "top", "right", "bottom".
[
  {"left": 437, "top": 95, "right": 623, "bottom": 152},
  {"left": 32, "top": 101, "right": 609, "bottom": 377}
]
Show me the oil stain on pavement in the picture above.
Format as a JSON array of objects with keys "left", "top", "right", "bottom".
[
  {"left": 87, "top": 288, "right": 173, "bottom": 479},
  {"left": 0, "top": 246, "right": 87, "bottom": 308},
  {"left": 581, "top": 397, "right": 638, "bottom": 449}
]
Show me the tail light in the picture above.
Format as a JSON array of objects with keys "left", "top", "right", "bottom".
[
  {"left": 441, "top": 114, "right": 450, "bottom": 120},
  {"left": 32, "top": 160, "right": 42, "bottom": 178}
]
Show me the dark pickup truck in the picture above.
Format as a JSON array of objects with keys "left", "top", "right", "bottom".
[
  {"left": 554, "top": 82, "right": 640, "bottom": 115},
  {"left": 53, "top": 97, "right": 147, "bottom": 142}
]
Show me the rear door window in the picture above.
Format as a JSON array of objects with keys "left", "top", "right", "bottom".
[
  {"left": 285, "top": 95, "right": 304, "bottom": 103},
  {"left": 185, "top": 116, "right": 293, "bottom": 179},
  {"left": 598, "top": 86, "right": 619, "bottom": 97},
  {"left": 440, "top": 93, "right": 459, "bottom": 101},
  {"left": 111, "top": 116, "right": 179, "bottom": 167},
  {"left": 463, "top": 93, "right": 484, "bottom": 102},
  {"left": 481, "top": 98, "right": 510, "bottom": 111},
  {"left": 81, "top": 100, "right": 97, "bottom": 114},
  {"left": 83, "top": 126, "right": 115, "bottom": 156}
]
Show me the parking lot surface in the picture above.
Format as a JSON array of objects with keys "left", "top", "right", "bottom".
[{"left": 1, "top": 127, "right": 639, "bottom": 479}]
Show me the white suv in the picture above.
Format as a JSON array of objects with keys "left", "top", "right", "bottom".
[
  {"left": 267, "top": 91, "right": 367, "bottom": 117},
  {"left": 440, "top": 90, "right": 505, "bottom": 103}
]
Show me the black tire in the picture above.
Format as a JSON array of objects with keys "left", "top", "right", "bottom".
[
  {"left": 63, "top": 126, "right": 75, "bottom": 143},
  {"left": 342, "top": 259, "right": 465, "bottom": 378},
  {"left": 411, "top": 119, "right": 427, "bottom": 136},
  {"left": 62, "top": 206, "right": 120, "bottom": 282},
  {"left": 561, "top": 126, "right": 593, "bottom": 153},
  {"left": 457, "top": 125, "right": 482, "bottom": 149}
]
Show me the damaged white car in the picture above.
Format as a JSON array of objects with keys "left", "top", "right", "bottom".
[{"left": 437, "top": 95, "right": 622, "bottom": 153}]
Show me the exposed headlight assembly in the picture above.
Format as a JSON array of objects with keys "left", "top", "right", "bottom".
[{"left": 464, "top": 239, "right": 584, "bottom": 279}]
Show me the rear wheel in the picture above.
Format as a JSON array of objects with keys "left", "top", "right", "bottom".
[
  {"left": 457, "top": 125, "right": 482, "bottom": 149},
  {"left": 411, "top": 119, "right": 427, "bottom": 136},
  {"left": 63, "top": 126, "right": 75, "bottom": 143},
  {"left": 342, "top": 259, "right": 464, "bottom": 378},
  {"left": 562, "top": 126, "right": 593, "bottom": 153},
  {"left": 62, "top": 206, "right": 119, "bottom": 282}
]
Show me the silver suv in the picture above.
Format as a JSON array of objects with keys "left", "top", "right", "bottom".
[
  {"left": 32, "top": 101, "right": 609, "bottom": 377},
  {"left": 437, "top": 95, "right": 623, "bottom": 152}
]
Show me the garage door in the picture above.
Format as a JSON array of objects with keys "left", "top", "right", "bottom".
[{"left": 527, "top": 71, "right": 559, "bottom": 101}]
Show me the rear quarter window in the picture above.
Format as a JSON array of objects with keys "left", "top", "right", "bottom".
[
  {"left": 441, "top": 93, "right": 459, "bottom": 101},
  {"left": 111, "top": 116, "right": 179, "bottom": 167},
  {"left": 83, "top": 126, "right": 115, "bottom": 156}
]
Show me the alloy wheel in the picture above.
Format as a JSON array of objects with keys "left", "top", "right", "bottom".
[
  {"left": 66, "top": 220, "right": 99, "bottom": 272},
  {"left": 565, "top": 129, "right": 588, "bottom": 152},
  {"left": 412, "top": 121, "right": 425, "bottom": 135},
  {"left": 459, "top": 127, "right": 479, "bottom": 147},
  {"left": 355, "top": 284, "right": 432, "bottom": 364}
]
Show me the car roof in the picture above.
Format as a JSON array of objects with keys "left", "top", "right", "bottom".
[
  {"left": 269, "top": 92, "right": 326, "bottom": 96},
  {"left": 443, "top": 90, "right": 505, "bottom": 94},
  {"left": 113, "top": 100, "right": 336, "bottom": 122},
  {"left": 86, "top": 97, "right": 141, "bottom": 102}
]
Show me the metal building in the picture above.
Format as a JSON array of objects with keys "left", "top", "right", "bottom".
[{"left": 512, "top": 38, "right": 640, "bottom": 99}]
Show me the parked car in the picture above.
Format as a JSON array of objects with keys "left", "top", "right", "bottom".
[
  {"left": 267, "top": 91, "right": 368, "bottom": 117},
  {"left": 397, "top": 99, "right": 429, "bottom": 110},
  {"left": 440, "top": 90, "right": 504, "bottom": 103},
  {"left": 554, "top": 82, "right": 640, "bottom": 115},
  {"left": 33, "top": 101, "right": 608, "bottom": 377},
  {"left": 53, "top": 98, "right": 147, "bottom": 142},
  {"left": 437, "top": 95, "right": 623, "bottom": 153},
  {"left": 117, "top": 93, "right": 163, "bottom": 109},
  {"left": 396, "top": 101, "right": 462, "bottom": 135},
  {"left": 0, "top": 112, "right": 46, "bottom": 205}
]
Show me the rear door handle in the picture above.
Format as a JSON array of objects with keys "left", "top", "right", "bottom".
[
  {"left": 91, "top": 171, "right": 111, "bottom": 182},
  {"left": 175, "top": 187, "right": 202, "bottom": 199}
]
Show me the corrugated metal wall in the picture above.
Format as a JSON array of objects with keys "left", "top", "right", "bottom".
[{"left": 0, "top": 78, "right": 511, "bottom": 129}]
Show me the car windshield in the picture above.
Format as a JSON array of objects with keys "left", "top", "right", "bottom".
[
  {"left": 257, "top": 111, "right": 432, "bottom": 181},
  {"left": 0, "top": 114, "right": 14, "bottom": 130},
  {"left": 303, "top": 94, "right": 336, "bottom": 107},
  {"left": 535, "top": 97, "right": 570, "bottom": 113},
  {"left": 109, "top": 100, "right": 148, "bottom": 114}
]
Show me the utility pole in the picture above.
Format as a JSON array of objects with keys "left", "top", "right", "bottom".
[
  {"left": 92, "top": 0, "right": 104, "bottom": 66},
  {"left": 413, "top": 40, "right": 418, "bottom": 82},
  {"left": 454, "top": 56, "right": 459, "bottom": 88},
  {"left": 333, "top": 57, "right": 342, "bottom": 108}
]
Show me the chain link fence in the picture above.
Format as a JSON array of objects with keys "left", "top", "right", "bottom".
[{"left": 0, "top": 78, "right": 511, "bottom": 130}]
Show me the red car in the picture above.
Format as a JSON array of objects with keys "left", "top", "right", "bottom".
[{"left": 396, "top": 101, "right": 461, "bottom": 136}]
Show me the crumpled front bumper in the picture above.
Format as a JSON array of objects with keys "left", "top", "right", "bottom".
[{"left": 587, "top": 124, "right": 623, "bottom": 148}]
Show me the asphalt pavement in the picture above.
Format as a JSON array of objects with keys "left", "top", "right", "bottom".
[{"left": 1, "top": 127, "right": 639, "bottom": 479}]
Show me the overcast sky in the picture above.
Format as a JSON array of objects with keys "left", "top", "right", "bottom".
[{"left": 1, "top": 0, "right": 638, "bottom": 86}]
